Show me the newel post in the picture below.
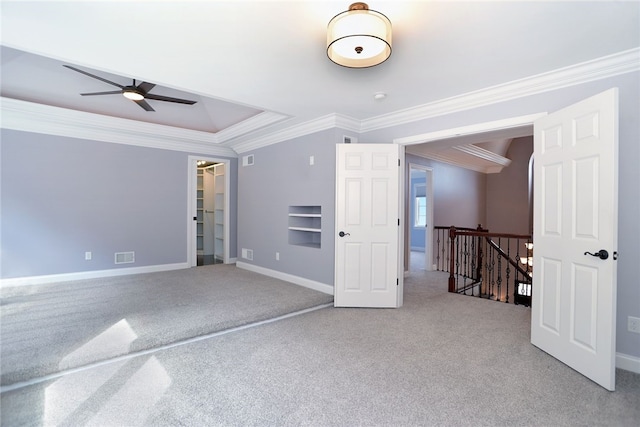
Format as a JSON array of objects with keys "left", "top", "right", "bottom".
[{"left": 448, "top": 226, "right": 456, "bottom": 292}]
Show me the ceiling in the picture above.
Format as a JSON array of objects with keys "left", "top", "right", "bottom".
[{"left": 1, "top": 1, "right": 639, "bottom": 170}]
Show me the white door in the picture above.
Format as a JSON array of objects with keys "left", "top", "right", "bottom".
[
  {"left": 531, "top": 88, "right": 618, "bottom": 390},
  {"left": 335, "top": 143, "right": 403, "bottom": 308}
]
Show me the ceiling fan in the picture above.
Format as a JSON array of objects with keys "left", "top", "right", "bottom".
[{"left": 63, "top": 65, "right": 197, "bottom": 112}]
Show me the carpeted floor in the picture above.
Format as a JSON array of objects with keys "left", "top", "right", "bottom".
[
  {"left": 1, "top": 267, "right": 639, "bottom": 426},
  {"left": 0, "top": 264, "right": 333, "bottom": 386}
]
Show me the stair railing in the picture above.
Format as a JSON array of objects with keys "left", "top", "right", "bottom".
[{"left": 435, "top": 225, "right": 533, "bottom": 304}]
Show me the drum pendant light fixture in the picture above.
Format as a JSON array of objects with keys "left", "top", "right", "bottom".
[{"left": 327, "top": 2, "right": 392, "bottom": 68}]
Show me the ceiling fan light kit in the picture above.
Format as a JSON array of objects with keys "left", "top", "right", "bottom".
[
  {"left": 327, "top": 2, "right": 392, "bottom": 68},
  {"left": 122, "top": 89, "right": 144, "bottom": 101}
]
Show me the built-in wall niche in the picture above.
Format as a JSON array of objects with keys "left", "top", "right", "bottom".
[{"left": 288, "top": 206, "right": 321, "bottom": 248}]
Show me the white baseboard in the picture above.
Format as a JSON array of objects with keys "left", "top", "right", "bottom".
[
  {"left": 616, "top": 352, "right": 640, "bottom": 374},
  {"left": 236, "top": 262, "right": 334, "bottom": 296},
  {"left": 0, "top": 262, "right": 190, "bottom": 288}
]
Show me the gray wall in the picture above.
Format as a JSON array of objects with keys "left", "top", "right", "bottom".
[
  {"left": 0, "top": 129, "right": 238, "bottom": 278},
  {"left": 405, "top": 154, "right": 487, "bottom": 230},
  {"left": 364, "top": 72, "right": 640, "bottom": 359},
  {"left": 237, "top": 128, "right": 340, "bottom": 286},
  {"left": 485, "top": 136, "right": 533, "bottom": 235}
]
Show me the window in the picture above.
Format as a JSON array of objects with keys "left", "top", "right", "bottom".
[{"left": 415, "top": 196, "right": 427, "bottom": 227}]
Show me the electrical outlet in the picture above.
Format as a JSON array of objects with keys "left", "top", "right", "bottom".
[
  {"left": 276, "top": 252, "right": 280, "bottom": 261},
  {"left": 628, "top": 316, "right": 640, "bottom": 334},
  {"left": 85, "top": 251, "right": 92, "bottom": 260}
]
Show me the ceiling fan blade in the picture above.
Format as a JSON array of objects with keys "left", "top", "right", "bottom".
[
  {"left": 135, "top": 99, "right": 155, "bottom": 112},
  {"left": 144, "top": 93, "right": 197, "bottom": 105},
  {"left": 137, "top": 82, "right": 156, "bottom": 93},
  {"left": 80, "top": 90, "right": 123, "bottom": 96},
  {"left": 63, "top": 65, "right": 124, "bottom": 88}
]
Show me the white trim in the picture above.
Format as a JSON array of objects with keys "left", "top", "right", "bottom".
[
  {"left": 363, "top": 47, "right": 639, "bottom": 132},
  {"left": 395, "top": 113, "right": 547, "bottom": 146},
  {"left": 408, "top": 163, "right": 434, "bottom": 273},
  {"left": 0, "top": 263, "right": 189, "bottom": 288},
  {"left": 235, "top": 261, "right": 334, "bottom": 296},
  {"left": 3, "top": 50, "right": 636, "bottom": 157},
  {"left": 408, "top": 150, "right": 494, "bottom": 174},
  {"left": 616, "top": 352, "right": 640, "bottom": 374},
  {"left": 216, "top": 111, "right": 289, "bottom": 143},
  {"left": 454, "top": 144, "right": 512, "bottom": 167},
  {"left": 1, "top": 97, "right": 237, "bottom": 157},
  {"left": 231, "top": 113, "right": 360, "bottom": 154}
]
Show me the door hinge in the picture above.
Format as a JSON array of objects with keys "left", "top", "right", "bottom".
[
  {"left": 398, "top": 218, "right": 400, "bottom": 226},
  {"left": 396, "top": 278, "right": 399, "bottom": 286},
  {"left": 398, "top": 159, "right": 401, "bottom": 166}
]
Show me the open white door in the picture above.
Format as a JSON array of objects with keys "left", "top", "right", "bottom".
[
  {"left": 532, "top": 88, "right": 618, "bottom": 390},
  {"left": 335, "top": 143, "right": 403, "bottom": 308}
]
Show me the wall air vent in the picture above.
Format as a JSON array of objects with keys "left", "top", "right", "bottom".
[
  {"left": 343, "top": 135, "right": 358, "bottom": 144},
  {"left": 242, "top": 248, "right": 254, "bottom": 261},
  {"left": 115, "top": 251, "right": 135, "bottom": 264},
  {"left": 242, "top": 154, "right": 255, "bottom": 166}
]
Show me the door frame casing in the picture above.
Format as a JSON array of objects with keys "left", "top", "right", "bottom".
[
  {"left": 407, "top": 163, "right": 434, "bottom": 272},
  {"left": 187, "top": 155, "right": 231, "bottom": 266},
  {"left": 396, "top": 114, "right": 546, "bottom": 273}
]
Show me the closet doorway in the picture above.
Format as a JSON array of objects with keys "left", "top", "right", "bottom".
[{"left": 188, "top": 156, "right": 230, "bottom": 267}]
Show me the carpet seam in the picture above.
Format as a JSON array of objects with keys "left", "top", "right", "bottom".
[{"left": 0, "top": 302, "right": 333, "bottom": 393}]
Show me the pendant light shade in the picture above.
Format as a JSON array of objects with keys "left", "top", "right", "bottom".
[{"left": 327, "top": 2, "right": 392, "bottom": 68}]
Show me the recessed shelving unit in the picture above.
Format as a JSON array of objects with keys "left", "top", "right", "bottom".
[{"left": 288, "top": 205, "right": 321, "bottom": 248}]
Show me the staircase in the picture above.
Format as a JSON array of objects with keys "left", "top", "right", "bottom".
[{"left": 435, "top": 225, "right": 533, "bottom": 306}]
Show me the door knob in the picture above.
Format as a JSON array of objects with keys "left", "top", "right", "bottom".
[
  {"left": 584, "top": 249, "right": 609, "bottom": 260},
  {"left": 338, "top": 231, "right": 350, "bottom": 237}
]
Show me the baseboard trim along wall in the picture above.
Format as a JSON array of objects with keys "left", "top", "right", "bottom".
[
  {"left": 236, "top": 261, "right": 334, "bottom": 296},
  {"left": 0, "top": 262, "right": 190, "bottom": 288},
  {"left": 616, "top": 352, "right": 640, "bottom": 374}
]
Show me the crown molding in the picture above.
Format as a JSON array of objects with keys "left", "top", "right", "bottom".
[
  {"left": 230, "top": 113, "right": 360, "bottom": 154},
  {"left": 216, "top": 111, "right": 290, "bottom": 143},
  {"left": 1, "top": 97, "right": 237, "bottom": 157},
  {"left": 361, "top": 47, "right": 640, "bottom": 133},
  {"left": 454, "top": 144, "right": 512, "bottom": 167},
  {"left": 395, "top": 113, "right": 545, "bottom": 146},
  {"left": 407, "top": 149, "right": 491, "bottom": 174},
  {"left": 2, "top": 49, "right": 636, "bottom": 157},
  {"left": 407, "top": 144, "right": 511, "bottom": 174}
]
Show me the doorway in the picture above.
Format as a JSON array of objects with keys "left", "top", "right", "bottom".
[
  {"left": 408, "top": 164, "right": 433, "bottom": 272},
  {"left": 188, "top": 155, "right": 230, "bottom": 267}
]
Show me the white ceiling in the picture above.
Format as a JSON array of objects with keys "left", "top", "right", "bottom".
[{"left": 1, "top": 1, "right": 639, "bottom": 168}]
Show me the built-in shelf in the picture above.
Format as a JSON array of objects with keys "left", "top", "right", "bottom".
[
  {"left": 288, "top": 226, "right": 321, "bottom": 232},
  {"left": 288, "top": 205, "right": 321, "bottom": 248}
]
